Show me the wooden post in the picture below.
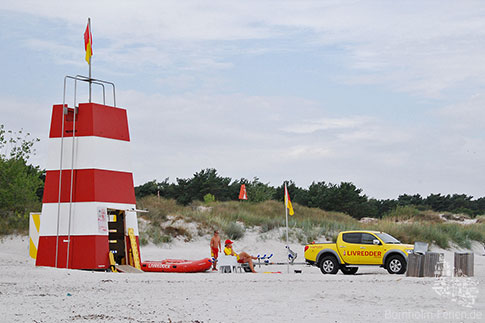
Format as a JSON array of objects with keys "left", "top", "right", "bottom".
[
  {"left": 406, "top": 253, "right": 424, "bottom": 277},
  {"left": 454, "top": 252, "right": 474, "bottom": 277},
  {"left": 406, "top": 252, "right": 444, "bottom": 277},
  {"left": 423, "top": 252, "right": 444, "bottom": 277}
]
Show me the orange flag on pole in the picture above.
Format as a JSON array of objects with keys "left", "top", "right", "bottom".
[
  {"left": 239, "top": 184, "right": 248, "bottom": 200},
  {"left": 284, "top": 183, "right": 294, "bottom": 216},
  {"left": 84, "top": 20, "right": 93, "bottom": 63}
]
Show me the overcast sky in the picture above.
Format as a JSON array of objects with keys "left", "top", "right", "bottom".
[{"left": 1, "top": 1, "right": 485, "bottom": 199}]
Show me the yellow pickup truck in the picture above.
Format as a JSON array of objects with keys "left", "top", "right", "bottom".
[{"left": 304, "top": 230, "right": 414, "bottom": 275}]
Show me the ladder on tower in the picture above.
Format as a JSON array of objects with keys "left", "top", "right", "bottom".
[
  {"left": 108, "top": 226, "right": 144, "bottom": 273},
  {"left": 128, "top": 228, "right": 141, "bottom": 270}
]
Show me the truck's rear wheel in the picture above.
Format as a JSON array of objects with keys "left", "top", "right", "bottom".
[
  {"left": 386, "top": 255, "right": 406, "bottom": 274},
  {"left": 319, "top": 256, "right": 339, "bottom": 274},
  {"left": 340, "top": 266, "right": 358, "bottom": 275}
]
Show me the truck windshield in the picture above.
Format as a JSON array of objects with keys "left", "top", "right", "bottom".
[{"left": 375, "top": 233, "right": 401, "bottom": 244}]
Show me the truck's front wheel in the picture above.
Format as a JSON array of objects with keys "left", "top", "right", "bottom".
[
  {"left": 319, "top": 256, "right": 339, "bottom": 274},
  {"left": 386, "top": 255, "right": 406, "bottom": 274}
]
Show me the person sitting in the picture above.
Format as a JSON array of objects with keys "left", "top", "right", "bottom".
[{"left": 223, "top": 239, "right": 258, "bottom": 273}]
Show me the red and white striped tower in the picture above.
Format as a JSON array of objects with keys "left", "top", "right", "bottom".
[{"left": 36, "top": 102, "right": 140, "bottom": 269}]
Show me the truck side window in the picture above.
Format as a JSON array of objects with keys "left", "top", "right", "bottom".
[
  {"left": 342, "top": 233, "right": 361, "bottom": 244},
  {"left": 361, "top": 233, "right": 377, "bottom": 244}
]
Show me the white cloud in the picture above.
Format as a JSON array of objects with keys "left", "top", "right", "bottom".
[
  {"left": 283, "top": 145, "right": 333, "bottom": 160},
  {"left": 286, "top": 116, "right": 370, "bottom": 134},
  {"left": 438, "top": 94, "right": 485, "bottom": 131},
  {"left": 2, "top": 1, "right": 485, "bottom": 200},
  {"left": 4, "top": 1, "right": 485, "bottom": 96}
]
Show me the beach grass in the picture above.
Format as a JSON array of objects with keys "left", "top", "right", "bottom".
[{"left": 138, "top": 197, "right": 485, "bottom": 249}]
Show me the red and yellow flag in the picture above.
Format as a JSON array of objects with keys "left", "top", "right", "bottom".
[
  {"left": 284, "top": 184, "right": 294, "bottom": 216},
  {"left": 84, "top": 21, "right": 93, "bottom": 63}
]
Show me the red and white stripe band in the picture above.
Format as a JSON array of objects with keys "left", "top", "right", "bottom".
[
  {"left": 49, "top": 103, "right": 130, "bottom": 141},
  {"left": 46, "top": 137, "right": 132, "bottom": 172},
  {"left": 43, "top": 169, "right": 136, "bottom": 204},
  {"left": 40, "top": 202, "right": 139, "bottom": 236}
]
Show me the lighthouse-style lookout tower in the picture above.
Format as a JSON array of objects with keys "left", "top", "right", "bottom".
[{"left": 36, "top": 75, "right": 140, "bottom": 270}]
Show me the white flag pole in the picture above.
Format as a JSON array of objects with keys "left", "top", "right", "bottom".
[{"left": 285, "top": 182, "right": 290, "bottom": 274}]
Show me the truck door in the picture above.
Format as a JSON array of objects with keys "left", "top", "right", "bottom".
[
  {"left": 359, "top": 233, "right": 384, "bottom": 265},
  {"left": 338, "top": 232, "right": 362, "bottom": 264}
]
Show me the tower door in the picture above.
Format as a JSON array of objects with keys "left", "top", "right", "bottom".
[{"left": 108, "top": 209, "right": 126, "bottom": 265}]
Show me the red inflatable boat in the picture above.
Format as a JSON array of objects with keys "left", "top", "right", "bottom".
[{"left": 141, "top": 258, "right": 212, "bottom": 273}]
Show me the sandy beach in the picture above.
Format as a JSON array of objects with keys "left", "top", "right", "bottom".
[{"left": 0, "top": 233, "right": 484, "bottom": 323}]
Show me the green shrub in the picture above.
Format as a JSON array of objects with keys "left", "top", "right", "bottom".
[
  {"left": 383, "top": 205, "right": 420, "bottom": 221},
  {"left": 0, "top": 126, "right": 43, "bottom": 236},
  {"left": 146, "top": 226, "right": 172, "bottom": 245},
  {"left": 296, "top": 225, "right": 327, "bottom": 244},
  {"left": 138, "top": 195, "right": 182, "bottom": 224},
  {"left": 0, "top": 210, "right": 36, "bottom": 235},
  {"left": 204, "top": 193, "right": 216, "bottom": 204},
  {"left": 260, "top": 218, "right": 282, "bottom": 232},
  {"left": 365, "top": 220, "right": 485, "bottom": 249},
  {"left": 224, "top": 222, "right": 245, "bottom": 240}
]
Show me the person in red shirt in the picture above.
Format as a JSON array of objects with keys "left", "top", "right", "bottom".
[
  {"left": 223, "top": 239, "right": 258, "bottom": 273},
  {"left": 210, "top": 230, "right": 221, "bottom": 271}
]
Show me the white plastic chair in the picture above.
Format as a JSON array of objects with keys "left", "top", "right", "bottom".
[{"left": 218, "top": 254, "right": 243, "bottom": 273}]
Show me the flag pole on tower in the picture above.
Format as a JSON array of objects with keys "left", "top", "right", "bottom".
[{"left": 84, "top": 18, "right": 93, "bottom": 102}]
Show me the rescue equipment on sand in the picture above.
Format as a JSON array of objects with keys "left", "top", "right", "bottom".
[{"left": 141, "top": 258, "right": 212, "bottom": 273}]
